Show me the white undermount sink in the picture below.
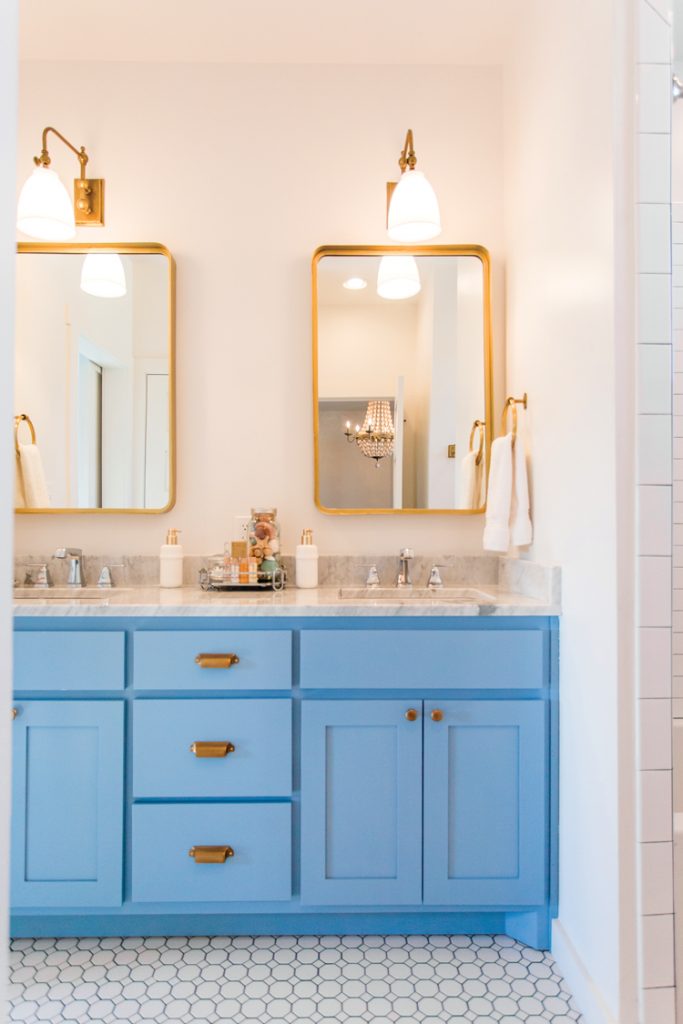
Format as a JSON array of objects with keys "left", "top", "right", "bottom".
[{"left": 337, "top": 586, "right": 495, "bottom": 602}]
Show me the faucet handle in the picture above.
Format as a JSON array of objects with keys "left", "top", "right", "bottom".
[
  {"left": 98, "top": 564, "right": 124, "bottom": 589},
  {"left": 364, "top": 565, "right": 380, "bottom": 588},
  {"left": 22, "top": 563, "right": 53, "bottom": 588},
  {"left": 427, "top": 565, "right": 446, "bottom": 589}
]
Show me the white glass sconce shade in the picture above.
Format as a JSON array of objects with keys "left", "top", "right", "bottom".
[
  {"left": 16, "top": 166, "right": 76, "bottom": 241},
  {"left": 377, "top": 254, "right": 421, "bottom": 300},
  {"left": 387, "top": 169, "right": 441, "bottom": 242},
  {"left": 80, "top": 252, "right": 127, "bottom": 298}
]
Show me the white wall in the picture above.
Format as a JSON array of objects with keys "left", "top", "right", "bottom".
[
  {"left": 0, "top": 3, "right": 18, "bottom": 1020},
  {"left": 15, "top": 60, "right": 504, "bottom": 555},
  {"left": 503, "top": 1, "right": 637, "bottom": 1022}
]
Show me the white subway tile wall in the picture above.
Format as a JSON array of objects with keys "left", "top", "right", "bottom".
[{"left": 636, "top": 1, "right": 674, "bottom": 1016}]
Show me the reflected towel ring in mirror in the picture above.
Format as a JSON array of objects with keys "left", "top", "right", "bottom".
[
  {"left": 502, "top": 394, "right": 528, "bottom": 448},
  {"left": 469, "top": 419, "right": 486, "bottom": 467},
  {"left": 14, "top": 414, "right": 36, "bottom": 455}
]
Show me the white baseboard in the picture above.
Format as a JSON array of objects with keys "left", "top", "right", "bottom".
[{"left": 552, "top": 920, "right": 619, "bottom": 1024}]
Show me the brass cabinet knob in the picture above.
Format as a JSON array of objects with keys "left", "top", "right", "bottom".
[
  {"left": 405, "top": 708, "right": 418, "bottom": 721},
  {"left": 195, "top": 653, "right": 239, "bottom": 669},
  {"left": 190, "top": 741, "right": 235, "bottom": 758},
  {"left": 11, "top": 707, "right": 18, "bottom": 720},
  {"left": 431, "top": 709, "right": 444, "bottom": 722},
  {"left": 189, "top": 845, "right": 234, "bottom": 863}
]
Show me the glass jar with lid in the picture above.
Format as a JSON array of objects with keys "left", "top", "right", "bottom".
[{"left": 248, "top": 507, "right": 280, "bottom": 574}]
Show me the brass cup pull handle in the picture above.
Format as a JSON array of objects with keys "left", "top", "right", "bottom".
[
  {"left": 405, "top": 708, "right": 418, "bottom": 721},
  {"left": 195, "top": 653, "right": 240, "bottom": 669},
  {"left": 431, "top": 709, "right": 444, "bottom": 722},
  {"left": 190, "top": 741, "right": 235, "bottom": 758},
  {"left": 188, "top": 845, "right": 234, "bottom": 864}
]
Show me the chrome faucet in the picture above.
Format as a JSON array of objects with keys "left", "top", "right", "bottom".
[
  {"left": 396, "top": 548, "right": 414, "bottom": 588},
  {"left": 54, "top": 547, "right": 85, "bottom": 587}
]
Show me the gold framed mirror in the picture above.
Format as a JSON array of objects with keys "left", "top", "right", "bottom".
[
  {"left": 15, "top": 242, "right": 175, "bottom": 514},
  {"left": 313, "top": 245, "right": 493, "bottom": 514}
]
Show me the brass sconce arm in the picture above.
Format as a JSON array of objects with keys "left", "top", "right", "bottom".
[
  {"left": 397, "top": 128, "right": 417, "bottom": 173},
  {"left": 29, "top": 124, "right": 104, "bottom": 226},
  {"left": 34, "top": 126, "right": 90, "bottom": 179}
]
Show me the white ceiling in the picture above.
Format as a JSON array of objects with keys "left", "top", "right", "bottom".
[{"left": 20, "top": 0, "right": 514, "bottom": 64}]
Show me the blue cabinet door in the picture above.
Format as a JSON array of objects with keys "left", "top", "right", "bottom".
[
  {"left": 301, "top": 700, "right": 422, "bottom": 905},
  {"left": 11, "top": 700, "right": 124, "bottom": 908},
  {"left": 423, "top": 700, "right": 547, "bottom": 906}
]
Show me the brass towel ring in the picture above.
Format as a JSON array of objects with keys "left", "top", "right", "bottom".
[
  {"left": 14, "top": 414, "right": 36, "bottom": 455},
  {"left": 502, "top": 394, "right": 528, "bottom": 447},
  {"left": 468, "top": 420, "right": 486, "bottom": 466}
]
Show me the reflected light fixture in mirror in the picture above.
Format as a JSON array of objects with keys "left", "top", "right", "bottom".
[
  {"left": 344, "top": 400, "right": 396, "bottom": 466},
  {"left": 386, "top": 129, "right": 441, "bottom": 242},
  {"left": 16, "top": 126, "right": 105, "bottom": 241},
  {"left": 377, "top": 254, "right": 421, "bottom": 299},
  {"left": 80, "top": 252, "right": 127, "bottom": 298},
  {"left": 343, "top": 277, "right": 367, "bottom": 290}
]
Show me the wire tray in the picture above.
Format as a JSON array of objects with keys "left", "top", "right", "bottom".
[{"left": 198, "top": 567, "right": 286, "bottom": 593}]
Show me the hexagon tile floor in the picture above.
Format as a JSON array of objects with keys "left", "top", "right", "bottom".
[{"left": 8, "top": 934, "right": 585, "bottom": 1024}]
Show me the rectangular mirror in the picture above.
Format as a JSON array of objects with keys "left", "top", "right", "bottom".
[
  {"left": 313, "top": 245, "right": 493, "bottom": 514},
  {"left": 15, "top": 243, "right": 175, "bottom": 513}
]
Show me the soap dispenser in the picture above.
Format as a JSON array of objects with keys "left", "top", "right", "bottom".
[
  {"left": 160, "top": 528, "right": 183, "bottom": 588},
  {"left": 296, "top": 529, "right": 319, "bottom": 589}
]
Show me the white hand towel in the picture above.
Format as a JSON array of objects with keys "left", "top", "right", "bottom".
[
  {"left": 482, "top": 433, "right": 513, "bottom": 551},
  {"left": 19, "top": 443, "right": 50, "bottom": 508},
  {"left": 511, "top": 425, "right": 532, "bottom": 547},
  {"left": 14, "top": 455, "right": 26, "bottom": 508},
  {"left": 460, "top": 450, "right": 477, "bottom": 509}
]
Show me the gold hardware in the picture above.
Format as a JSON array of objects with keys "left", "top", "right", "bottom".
[
  {"left": 195, "top": 653, "right": 240, "bottom": 669},
  {"left": 447, "top": 444, "right": 456, "bottom": 459},
  {"left": 11, "top": 707, "right": 18, "bottom": 720},
  {"left": 430, "top": 709, "right": 444, "bottom": 722},
  {"left": 312, "top": 245, "right": 494, "bottom": 516},
  {"left": 33, "top": 126, "right": 104, "bottom": 227},
  {"left": 190, "top": 741, "right": 235, "bottom": 758},
  {"left": 15, "top": 242, "right": 176, "bottom": 517},
  {"left": 188, "top": 845, "right": 234, "bottom": 864},
  {"left": 469, "top": 419, "right": 486, "bottom": 466},
  {"left": 405, "top": 708, "right": 418, "bottom": 721},
  {"left": 502, "top": 394, "right": 528, "bottom": 448},
  {"left": 14, "top": 414, "right": 36, "bottom": 456}
]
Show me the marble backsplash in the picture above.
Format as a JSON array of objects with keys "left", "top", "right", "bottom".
[{"left": 14, "top": 552, "right": 560, "bottom": 605}]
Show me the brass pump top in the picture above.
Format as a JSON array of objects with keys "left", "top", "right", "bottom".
[
  {"left": 300, "top": 529, "right": 314, "bottom": 545},
  {"left": 165, "top": 528, "right": 181, "bottom": 545}
]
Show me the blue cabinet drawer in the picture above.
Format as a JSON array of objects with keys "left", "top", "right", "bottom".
[
  {"left": 14, "top": 631, "right": 125, "bottom": 691},
  {"left": 132, "top": 803, "right": 292, "bottom": 902},
  {"left": 300, "top": 629, "right": 546, "bottom": 690},
  {"left": 133, "top": 699, "right": 292, "bottom": 798},
  {"left": 133, "top": 631, "right": 292, "bottom": 690}
]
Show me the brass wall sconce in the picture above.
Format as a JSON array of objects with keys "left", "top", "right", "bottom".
[
  {"left": 386, "top": 129, "right": 441, "bottom": 242},
  {"left": 17, "top": 126, "right": 104, "bottom": 241}
]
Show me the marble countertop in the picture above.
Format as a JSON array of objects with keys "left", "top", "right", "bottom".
[{"left": 13, "top": 584, "right": 560, "bottom": 618}]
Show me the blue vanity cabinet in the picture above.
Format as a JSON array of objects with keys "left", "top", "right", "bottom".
[
  {"left": 11, "top": 700, "right": 124, "bottom": 908},
  {"left": 300, "top": 699, "right": 423, "bottom": 905},
  {"left": 423, "top": 700, "right": 547, "bottom": 906},
  {"left": 11, "top": 615, "right": 558, "bottom": 949}
]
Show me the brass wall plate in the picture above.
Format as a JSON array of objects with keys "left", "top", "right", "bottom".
[
  {"left": 447, "top": 444, "right": 456, "bottom": 459},
  {"left": 74, "top": 178, "right": 104, "bottom": 226}
]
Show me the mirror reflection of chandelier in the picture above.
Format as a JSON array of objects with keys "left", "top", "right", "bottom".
[{"left": 344, "top": 400, "right": 395, "bottom": 467}]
